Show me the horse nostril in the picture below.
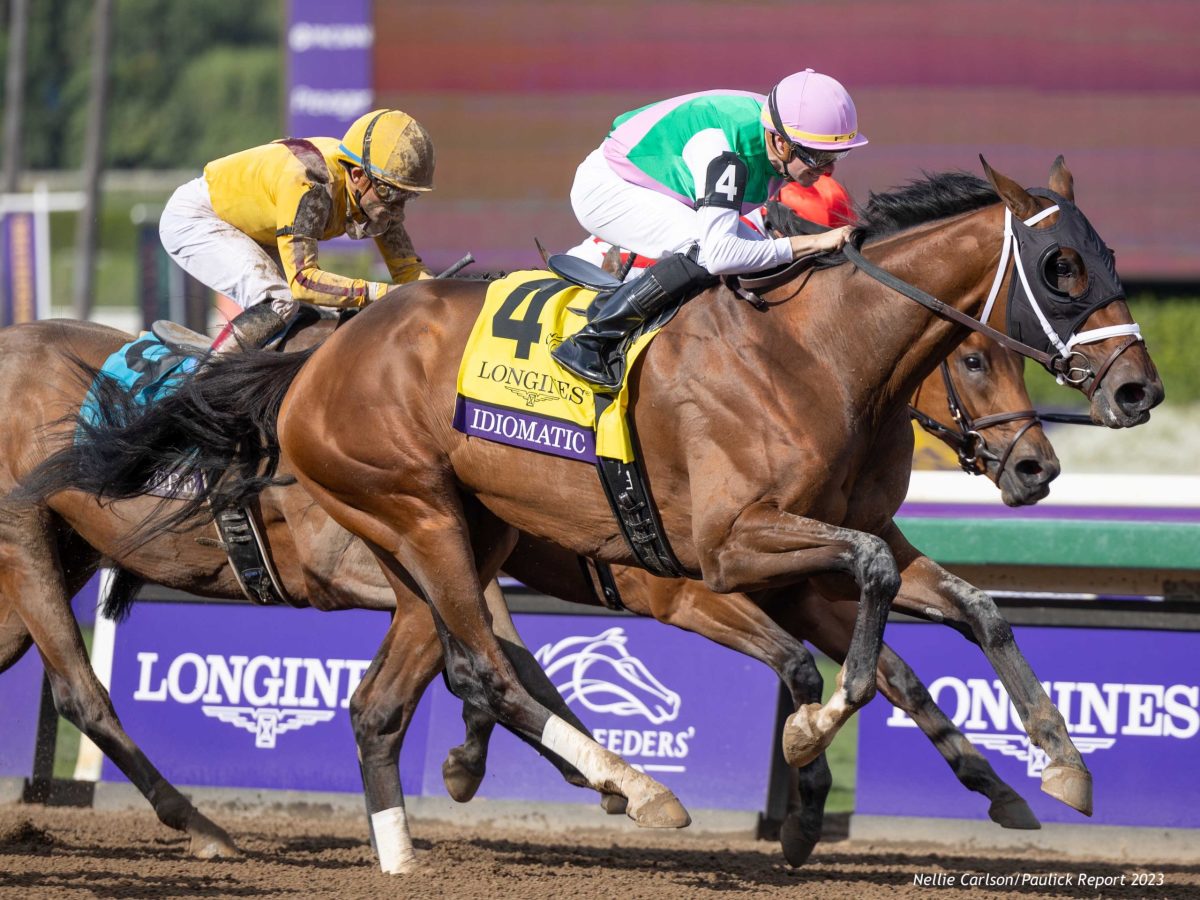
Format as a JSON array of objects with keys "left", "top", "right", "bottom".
[
  {"left": 1114, "top": 381, "right": 1148, "bottom": 412},
  {"left": 1015, "top": 457, "right": 1052, "bottom": 485}
]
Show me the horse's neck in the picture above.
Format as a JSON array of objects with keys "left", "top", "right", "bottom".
[{"left": 783, "top": 206, "right": 1007, "bottom": 417}]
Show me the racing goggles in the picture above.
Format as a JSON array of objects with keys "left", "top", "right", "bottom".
[
  {"left": 790, "top": 144, "right": 850, "bottom": 170},
  {"left": 369, "top": 177, "right": 417, "bottom": 206}
]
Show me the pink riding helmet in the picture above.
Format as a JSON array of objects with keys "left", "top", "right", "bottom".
[{"left": 760, "top": 69, "right": 869, "bottom": 151}]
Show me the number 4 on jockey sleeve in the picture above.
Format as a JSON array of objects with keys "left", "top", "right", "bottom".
[{"left": 696, "top": 152, "right": 747, "bottom": 211}]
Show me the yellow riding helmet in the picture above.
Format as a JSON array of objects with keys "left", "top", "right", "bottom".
[{"left": 337, "top": 109, "right": 435, "bottom": 192}]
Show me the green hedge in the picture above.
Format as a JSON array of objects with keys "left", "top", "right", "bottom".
[{"left": 1025, "top": 295, "right": 1200, "bottom": 407}]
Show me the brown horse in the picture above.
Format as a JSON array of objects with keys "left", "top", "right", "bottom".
[
  {"left": 434, "top": 325, "right": 1060, "bottom": 866},
  {"left": 21, "top": 159, "right": 1162, "bottom": 868},
  {"left": 3, "top": 315, "right": 1046, "bottom": 867}
]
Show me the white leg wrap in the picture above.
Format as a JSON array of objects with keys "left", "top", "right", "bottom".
[
  {"left": 371, "top": 806, "right": 417, "bottom": 875},
  {"left": 541, "top": 714, "right": 644, "bottom": 802}
]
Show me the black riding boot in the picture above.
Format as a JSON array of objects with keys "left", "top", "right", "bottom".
[
  {"left": 552, "top": 252, "right": 711, "bottom": 389},
  {"left": 212, "top": 301, "right": 295, "bottom": 354}
]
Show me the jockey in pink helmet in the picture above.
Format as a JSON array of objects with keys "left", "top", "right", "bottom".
[{"left": 554, "top": 69, "right": 868, "bottom": 388}]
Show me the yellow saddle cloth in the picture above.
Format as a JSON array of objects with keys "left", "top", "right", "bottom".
[{"left": 453, "top": 270, "right": 661, "bottom": 464}]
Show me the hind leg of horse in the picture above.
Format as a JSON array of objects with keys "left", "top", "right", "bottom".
[
  {"left": 350, "top": 596, "right": 445, "bottom": 874},
  {"left": 0, "top": 505, "right": 238, "bottom": 857},
  {"left": 882, "top": 526, "right": 1091, "bottom": 815},
  {"left": 306, "top": 483, "right": 689, "bottom": 828},
  {"left": 442, "top": 578, "right": 603, "bottom": 804},
  {"left": 0, "top": 601, "right": 34, "bottom": 673},
  {"left": 706, "top": 505, "right": 900, "bottom": 767}
]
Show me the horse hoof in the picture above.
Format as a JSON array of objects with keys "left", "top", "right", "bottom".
[
  {"left": 600, "top": 792, "right": 628, "bottom": 815},
  {"left": 628, "top": 791, "right": 690, "bottom": 829},
  {"left": 186, "top": 813, "right": 240, "bottom": 859},
  {"left": 782, "top": 703, "right": 829, "bottom": 768},
  {"left": 1041, "top": 764, "right": 1092, "bottom": 816},
  {"left": 988, "top": 793, "right": 1040, "bottom": 830},
  {"left": 780, "top": 814, "right": 820, "bottom": 867},
  {"left": 442, "top": 748, "right": 485, "bottom": 803}
]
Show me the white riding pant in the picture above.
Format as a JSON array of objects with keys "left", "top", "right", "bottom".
[
  {"left": 564, "top": 147, "right": 783, "bottom": 276},
  {"left": 158, "top": 177, "right": 293, "bottom": 314}
]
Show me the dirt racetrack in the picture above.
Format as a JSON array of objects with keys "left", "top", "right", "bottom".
[{"left": 3, "top": 805, "right": 1199, "bottom": 899}]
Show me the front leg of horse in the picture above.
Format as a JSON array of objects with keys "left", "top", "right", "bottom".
[
  {"left": 888, "top": 543, "right": 1091, "bottom": 816},
  {"left": 708, "top": 506, "right": 900, "bottom": 768},
  {"left": 780, "top": 591, "right": 1038, "bottom": 830},
  {"left": 874, "top": 645, "right": 1039, "bottom": 829}
]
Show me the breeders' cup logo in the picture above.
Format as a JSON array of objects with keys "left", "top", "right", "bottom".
[
  {"left": 133, "top": 652, "right": 371, "bottom": 749},
  {"left": 535, "top": 627, "right": 694, "bottom": 773},
  {"left": 887, "top": 676, "right": 1199, "bottom": 778}
]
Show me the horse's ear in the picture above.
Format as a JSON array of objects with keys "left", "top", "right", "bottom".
[
  {"left": 979, "top": 154, "right": 1040, "bottom": 220},
  {"left": 1048, "top": 155, "right": 1075, "bottom": 201}
]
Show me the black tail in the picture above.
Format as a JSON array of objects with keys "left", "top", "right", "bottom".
[
  {"left": 101, "top": 568, "right": 144, "bottom": 623},
  {"left": 20, "top": 346, "right": 316, "bottom": 543}
]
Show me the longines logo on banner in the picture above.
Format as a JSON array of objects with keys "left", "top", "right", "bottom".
[
  {"left": 132, "top": 652, "right": 372, "bottom": 749},
  {"left": 887, "top": 676, "right": 1200, "bottom": 778},
  {"left": 535, "top": 628, "right": 695, "bottom": 774}
]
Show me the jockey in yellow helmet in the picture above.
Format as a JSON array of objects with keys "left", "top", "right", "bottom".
[{"left": 158, "top": 109, "right": 435, "bottom": 350}]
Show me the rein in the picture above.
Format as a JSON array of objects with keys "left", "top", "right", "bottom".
[
  {"left": 841, "top": 200, "right": 1144, "bottom": 392},
  {"left": 841, "top": 242, "right": 1065, "bottom": 375}
]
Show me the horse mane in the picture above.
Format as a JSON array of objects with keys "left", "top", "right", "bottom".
[{"left": 853, "top": 171, "right": 999, "bottom": 242}]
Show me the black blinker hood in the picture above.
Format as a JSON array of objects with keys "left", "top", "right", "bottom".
[{"left": 1005, "top": 188, "right": 1125, "bottom": 364}]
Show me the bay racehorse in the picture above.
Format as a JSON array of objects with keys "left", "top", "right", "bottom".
[
  {"left": 1, "top": 305, "right": 1051, "bottom": 869},
  {"left": 428, "top": 324, "right": 1060, "bottom": 867},
  {"left": 19, "top": 159, "right": 1162, "bottom": 869}
]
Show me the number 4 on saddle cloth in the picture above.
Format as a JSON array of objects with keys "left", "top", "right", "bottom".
[
  {"left": 453, "top": 268, "right": 687, "bottom": 576},
  {"left": 79, "top": 329, "right": 293, "bottom": 606}
]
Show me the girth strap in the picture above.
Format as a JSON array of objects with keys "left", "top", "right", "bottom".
[
  {"left": 211, "top": 501, "right": 296, "bottom": 607},
  {"left": 593, "top": 396, "right": 684, "bottom": 578}
]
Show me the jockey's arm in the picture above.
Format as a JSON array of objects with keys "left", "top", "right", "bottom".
[
  {"left": 374, "top": 213, "right": 433, "bottom": 285},
  {"left": 276, "top": 182, "right": 392, "bottom": 308},
  {"left": 683, "top": 130, "right": 792, "bottom": 276}
]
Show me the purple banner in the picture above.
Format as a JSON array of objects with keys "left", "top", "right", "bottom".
[
  {"left": 453, "top": 397, "right": 595, "bottom": 462},
  {"left": 0, "top": 651, "right": 43, "bottom": 780},
  {"left": 102, "top": 604, "right": 429, "bottom": 793},
  {"left": 420, "top": 615, "right": 780, "bottom": 811},
  {"left": 286, "top": 0, "right": 374, "bottom": 139},
  {"left": 101, "top": 604, "right": 780, "bottom": 814},
  {"left": 857, "top": 624, "right": 1200, "bottom": 828},
  {"left": 1, "top": 212, "right": 38, "bottom": 327}
]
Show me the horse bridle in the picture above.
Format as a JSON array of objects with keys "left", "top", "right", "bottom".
[
  {"left": 909, "top": 361, "right": 1038, "bottom": 476},
  {"left": 841, "top": 199, "right": 1144, "bottom": 399},
  {"left": 910, "top": 358, "right": 1098, "bottom": 478}
]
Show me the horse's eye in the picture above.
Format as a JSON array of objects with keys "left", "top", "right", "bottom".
[
  {"left": 1041, "top": 252, "right": 1071, "bottom": 296},
  {"left": 963, "top": 354, "right": 984, "bottom": 372}
]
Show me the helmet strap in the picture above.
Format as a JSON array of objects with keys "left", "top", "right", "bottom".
[
  {"left": 360, "top": 109, "right": 391, "bottom": 196},
  {"left": 767, "top": 85, "right": 798, "bottom": 175}
]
